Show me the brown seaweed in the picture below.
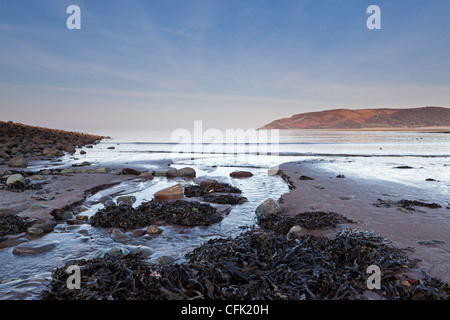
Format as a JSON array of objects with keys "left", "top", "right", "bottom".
[
  {"left": 41, "top": 230, "right": 450, "bottom": 300},
  {"left": 0, "top": 213, "right": 31, "bottom": 237},
  {"left": 90, "top": 200, "right": 222, "bottom": 228},
  {"left": 257, "top": 211, "right": 355, "bottom": 234}
]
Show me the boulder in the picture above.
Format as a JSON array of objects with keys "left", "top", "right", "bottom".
[
  {"left": 255, "top": 198, "right": 282, "bottom": 220},
  {"left": 6, "top": 173, "right": 26, "bottom": 186},
  {"left": 176, "top": 167, "right": 196, "bottom": 178},
  {"left": 122, "top": 168, "right": 141, "bottom": 175},
  {"left": 79, "top": 150, "right": 86, "bottom": 155},
  {"left": 230, "top": 171, "right": 253, "bottom": 178},
  {"left": 154, "top": 183, "right": 183, "bottom": 201},
  {"left": 7, "top": 156, "right": 28, "bottom": 168},
  {"left": 42, "top": 148, "right": 63, "bottom": 157}
]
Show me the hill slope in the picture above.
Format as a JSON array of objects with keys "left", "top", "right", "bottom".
[{"left": 259, "top": 106, "right": 450, "bottom": 130}]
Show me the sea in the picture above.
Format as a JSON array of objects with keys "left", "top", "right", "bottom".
[{"left": 0, "top": 129, "right": 449, "bottom": 299}]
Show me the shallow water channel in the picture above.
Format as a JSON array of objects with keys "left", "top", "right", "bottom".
[{"left": 0, "top": 162, "right": 289, "bottom": 300}]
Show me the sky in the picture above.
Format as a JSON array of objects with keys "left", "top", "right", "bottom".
[{"left": 1, "top": 0, "right": 450, "bottom": 134}]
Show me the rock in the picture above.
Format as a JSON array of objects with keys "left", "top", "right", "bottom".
[
  {"left": 107, "top": 146, "right": 115, "bottom": 149},
  {"left": 146, "top": 225, "right": 163, "bottom": 235},
  {"left": 6, "top": 173, "right": 26, "bottom": 186},
  {"left": 131, "top": 229, "right": 146, "bottom": 237},
  {"left": 61, "top": 168, "right": 76, "bottom": 174},
  {"left": 158, "top": 255, "right": 176, "bottom": 265},
  {"left": 112, "top": 228, "right": 130, "bottom": 242},
  {"left": 29, "top": 175, "right": 46, "bottom": 181},
  {"left": 94, "top": 167, "right": 112, "bottom": 174},
  {"left": 42, "top": 148, "right": 63, "bottom": 157},
  {"left": 138, "top": 172, "right": 154, "bottom": 180},
  {"left": 79, "top": 150, "right": 86, "bottom": 155},
  {"left": 255, "top": 198, "right": 282, "bottom": 220},
  {"left": 336, "top": 175, "right": 346, "bottom": 178},
  {"left": 2, "top": 236, "right": 29, "bottom": 248},
  {"left": 122, "top": 168, "right": 141, "bottom": 175},
  {"left": 64, "top": 145, "right": 76, "bottom": 154},
  {"left": 153, "top": 171, "right": 167, "bottom": 177},
  {"left": 104, "top": 200, "right": 117, "bottom": 207},
  {"left": 176, "top": 167, "right": 196, "bottom": 178},
  {"left": 95, "top": 246, "right": 129, "bottom": 258},
  {"left": 0, "top": 150, "right": 10, "bottom": 160},
  {"left": 287, "top": 225, "right": 304, "bottom": 238},
  {"left": 116, "top": 195, "right": 136, "bottom": 206},
  {"left": 28, "top": 204, "right": 49, "bottom": 211},
  {"left": 33, "top": 220, "right": 55, "bottom": 233},
  {"left": 7, "top": 156, "right": 28, "bottom": 168},
  {"left": 66, "top": 218, "right": 84, "bottom": 225},
  {"left": 125, "top": 245, "right": 155, "bottom": 257},
  {"left": 60, "top": 211, "right": 74, "bottom": 220},
  {"left": 0, "top": 169, "right": 12, "bottom": 176},
  {"left": 230, "top": 171, "right": 253, "bottom": 178},
  {"left": 13, "top": 240, "right": 58, "bottom": 254},
  {"left": 26, "top": 227, "right": 44, "bottom": 236},
  {"left": 166, "top": 169, "right": 178, "bottom": 178},
  {"left": 154, "top": 183, "right": 183, "bottom": 201},
  {"left": 99, "top": 195, "right": 113, "bottom": 204},
  {"left": 194, "top": 177, "right": 219, "bottom": 187}
]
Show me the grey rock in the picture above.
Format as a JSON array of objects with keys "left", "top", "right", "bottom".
[
  {"left": 112, "top": 228, "right": 130, "bottom": 242},
  {"left": 116, "top": 195, "right": 136, "bottom": 206},
  {"left": 99, "top": 195, "right": 113, "bottom": 204},
  {"left": 255, "top": 198, "right": 282, "bottom": 220},
  {"left": 60, "top": 211, "right": 74, "bottom": 220},
  {"left": 287, "top": 225, "right": 304, "bottom": 238},
  {"left": 6, "top": 173, "right": 26, "bottom": 186},
  {"left": 13, "top": 240, "right": 58, "bottom": 254},
  {"left": 125, "top": 245, "right": 155, "bottom": 257}
]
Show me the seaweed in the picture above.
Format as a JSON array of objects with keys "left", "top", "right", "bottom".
[
  {"left": 0, "top": 213, "right": 31, "bottom": 237},
  {"left": 41, "top": 230, "right": 450, "bottom": 300},
  {"left": 257, "top": 211, "right": 355, "bottom": 234},
  {"left": 184, "top": 182, "right": 242, "bottom": 198},
  {"left": 90, "top": 200, "right": 222, "bottom": 228}
]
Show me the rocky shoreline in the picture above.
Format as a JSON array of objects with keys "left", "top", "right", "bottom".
[{"left": 1, "top": 122, "right": 449, "bottom": 300}]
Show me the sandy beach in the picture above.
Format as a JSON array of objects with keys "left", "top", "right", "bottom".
[{"left": 277, "top": 160, "right": 450, "bottom": 283}]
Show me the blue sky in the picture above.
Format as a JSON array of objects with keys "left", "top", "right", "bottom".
[{"left": 1, "top": 0, "right": 450, "bottom": 132}]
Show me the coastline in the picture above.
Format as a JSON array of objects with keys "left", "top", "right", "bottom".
[{"left": 277, "top": 160, "right": 450, "bottom": 283}]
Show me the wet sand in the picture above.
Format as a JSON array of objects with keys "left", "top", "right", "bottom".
[{"left": 277, "top": 160, "right": 450, "bottom": 283}]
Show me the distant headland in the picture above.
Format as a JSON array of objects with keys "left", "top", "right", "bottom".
[{"left": 259, "top": 106, "right": 450, "bottom": 130}]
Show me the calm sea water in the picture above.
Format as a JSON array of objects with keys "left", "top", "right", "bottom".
[{"left": 1, "top": 129, "right": 449, "bottom": 299}]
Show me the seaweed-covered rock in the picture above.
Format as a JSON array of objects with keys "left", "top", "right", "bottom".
[
  {"left": 184, "top": 182, "right": 242, "bottom": 197},
  {"left": 257, "top": 211, "right": 354, "bottom": 234},
  {"left": 90, "top": 200, "right": 222, "bottom": 228},
  {"left": 0, "top": 214, "right": 31, "bottom": 237}
]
